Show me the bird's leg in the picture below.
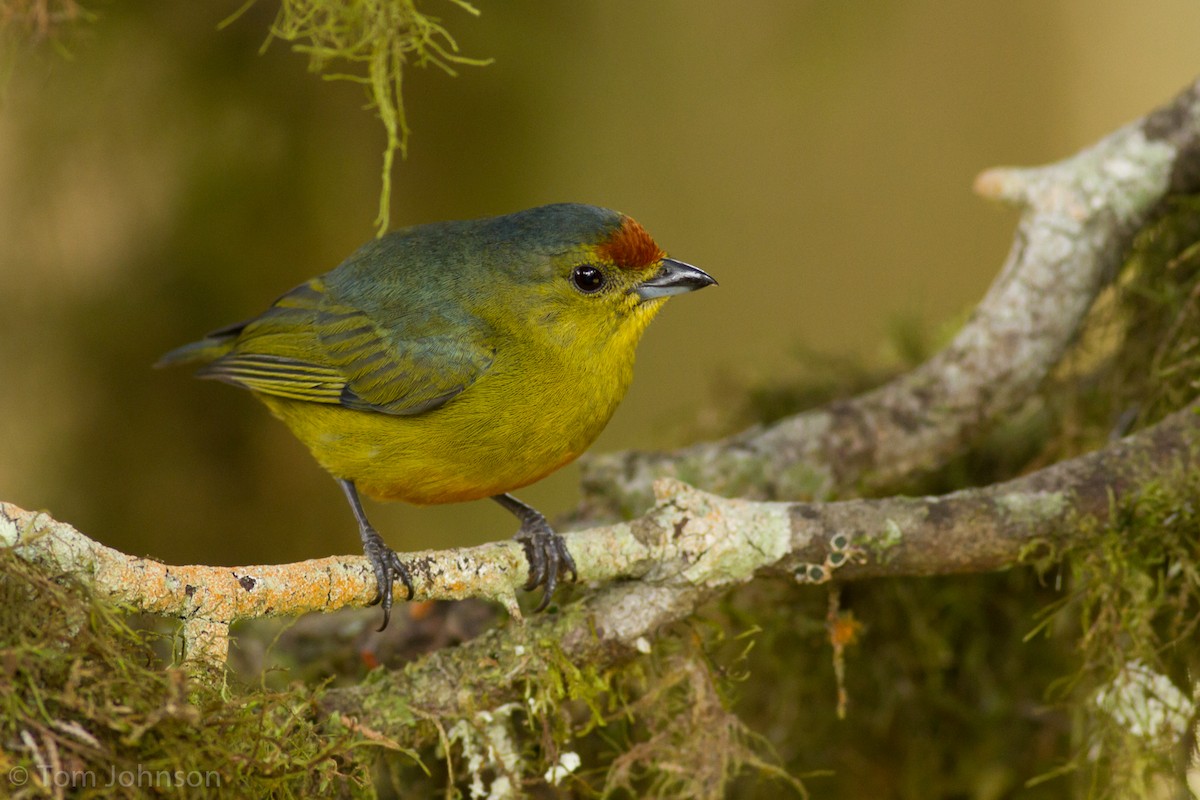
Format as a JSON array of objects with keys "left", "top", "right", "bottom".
[
  {"left": 492, "top": 493, "right": 577, "bottom": 611},
  {"left": 338, "top": 478, "right": 414, "bottom": 631}
]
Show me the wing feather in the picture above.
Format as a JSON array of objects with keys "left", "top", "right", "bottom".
[{"left": 197, "top": 278, "right": 493, "bottom": 416}]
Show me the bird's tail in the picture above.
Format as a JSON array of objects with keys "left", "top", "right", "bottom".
[{"left": 154, "top": 322, "right": 245, "bottom": 369}]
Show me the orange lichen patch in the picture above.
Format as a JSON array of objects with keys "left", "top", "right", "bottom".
[
  {"left": 826, "top": 594, "right": 861, "bottom": 719},
  {"left": 828, "top": 611, "right": 863, "bottom": 648},
  {"left": 597, "top": 216, "right": 665, "bottom": 270}
]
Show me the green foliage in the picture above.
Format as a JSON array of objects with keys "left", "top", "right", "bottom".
[{"left": 227, "top": 0, "right": 490, "bottom": 235}]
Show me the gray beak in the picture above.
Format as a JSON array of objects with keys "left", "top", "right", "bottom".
[{"left": 634, "top": 258, "right": 718, "bottom": 302}]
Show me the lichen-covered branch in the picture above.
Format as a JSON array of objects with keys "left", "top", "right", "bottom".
[
  {"left": 3, "top": 389, "right": 1195, "bottom": 675},
  {"left": 580, "top": 77, "right": 1200, "bottom": 516},
  {"left": 779, "top": 403, "right": 1199, "bottom": 580},
  {"left": 323, "top": 402, "right": 1200, "bottom": 727},
  {"left": 0, "top": 458, "right": 807, "bottom": 667},
  {"left": 0, "top": 477, "right": 794, "bottom": 665}
]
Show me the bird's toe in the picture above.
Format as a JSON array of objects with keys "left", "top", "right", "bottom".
[
  {"left": 362, "top": 532, "right": 414, "bottom": 631},
  {"left": 515, "top": 520, "right": 575, "bottom": 611}
]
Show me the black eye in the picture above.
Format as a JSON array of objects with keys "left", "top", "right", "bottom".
[{"left": 570, "top": 265, "right": 605, "bottom": 293}]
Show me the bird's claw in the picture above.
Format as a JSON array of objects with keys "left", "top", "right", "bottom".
[
  {"left": 361, "top": 528, "right": 414, "bottom": 631},
  {"left": 515, "top": 517, "right": 577, "bottom": 612}
]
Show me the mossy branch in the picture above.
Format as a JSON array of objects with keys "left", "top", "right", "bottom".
[
  {"left": 2, "top": 397, "right": 1198, "bottom": 672},
  {"left": 322, "top": 402, "right": 1200, "bottom": 726}
]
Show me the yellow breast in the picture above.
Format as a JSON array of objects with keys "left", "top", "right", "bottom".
[{"left": 258, "top": 308, "right": 647, "bottom": 505}]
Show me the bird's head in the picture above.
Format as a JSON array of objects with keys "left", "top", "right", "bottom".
[{"left": 496, "top": 204, "right": 716, "bottom": 347}]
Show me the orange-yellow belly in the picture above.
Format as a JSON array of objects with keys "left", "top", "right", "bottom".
[{"left": 257, "top": 349, "right": 634, "bottom": 505}]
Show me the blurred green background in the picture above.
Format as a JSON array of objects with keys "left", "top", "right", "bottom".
[{"left": 2, "top": 1, "right": 1198, "bottom": 568}]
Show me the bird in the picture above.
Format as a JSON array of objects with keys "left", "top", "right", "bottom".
[{"left": 158, "top": 203, "right": 716, "bottom": 629}]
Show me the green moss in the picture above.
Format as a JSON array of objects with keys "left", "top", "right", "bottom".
[
  {"left": 1031, "top": 473, "right": 1200, "bottom": 797},
  {"left": 861, "top": 517, "right": 904, "bottom": 562},
  {"left": 350, "top": 612, "right": 807, "bottom": 798},
  {"left": 0, "top": 548, "right": 379, "bottom": 798}
]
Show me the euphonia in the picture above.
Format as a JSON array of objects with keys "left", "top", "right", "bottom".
[{"left": 159, "top": 203, "right": 715, "bottom": 628}]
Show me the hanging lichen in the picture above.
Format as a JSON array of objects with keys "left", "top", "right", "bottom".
[{"left": 225, "top": 0, "right": 490, "bottom": 236}]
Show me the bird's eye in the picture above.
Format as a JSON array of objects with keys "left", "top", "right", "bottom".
[{"left": 570, "top": 265, "right": 605, "bottom": 294}]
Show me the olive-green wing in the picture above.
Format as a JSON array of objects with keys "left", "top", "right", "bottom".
[{"left": 197, "top": 279, "right": 494, "bottom": 416}]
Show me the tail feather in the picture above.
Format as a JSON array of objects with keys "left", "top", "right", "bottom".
[{"left": 155, "top": 323, "right": 245, "bottom": 369}]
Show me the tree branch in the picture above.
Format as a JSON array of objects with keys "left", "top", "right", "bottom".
[
  {"left": 579, "top": 76, "right": 1200, "bottom": 516},
  {"left": 3, "top": 395, "right": 1196, "bottom": 672},
  {"left": 323, "top": 402, "right": 1200, "bottom": 726},
  {"left": 3, "top": 77, "right": 1199, "bottom": 683}
]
